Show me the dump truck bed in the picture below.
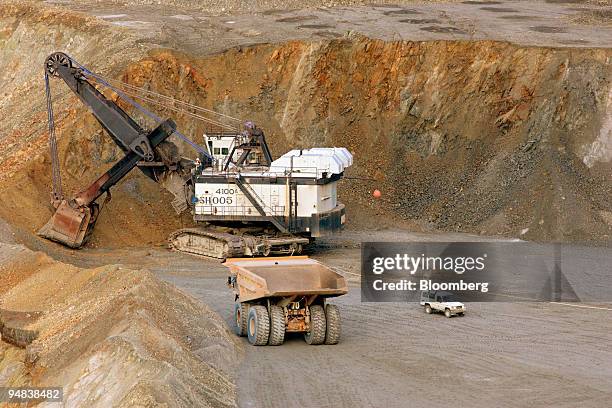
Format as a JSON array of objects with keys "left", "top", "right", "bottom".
[{"left": 224, "top": 256, "right": 348, "bottom": 303}]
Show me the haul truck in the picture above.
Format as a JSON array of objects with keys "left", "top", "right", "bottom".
[{"left": 224, "top": 257, "right": 348, "bottom": 345}]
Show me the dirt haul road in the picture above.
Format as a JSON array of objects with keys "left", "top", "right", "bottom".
[{"left": 37, "top": 229, "right": 612, "bottom": 408}]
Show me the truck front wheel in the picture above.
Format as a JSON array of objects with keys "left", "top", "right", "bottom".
[
  {"left": 445, "top": 309, "right": 452, "bottom": 318},
  {"left": 425, "top": 305, "right": 432, "bottom": 314}
]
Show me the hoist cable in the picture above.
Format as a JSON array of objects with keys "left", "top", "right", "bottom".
[
  {"left": 99, "top": 76, "right": 242, "bottom": 124},
  {"left": 45, "top": 71, "right": 63, "bottom": 200},
  {"left": 67, "top": 57, "right": 214, "bottom": 158},
  {"left": 112, "top": 87, "right": 238, "bottom": 131}
]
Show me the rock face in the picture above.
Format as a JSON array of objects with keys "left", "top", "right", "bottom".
[
  {"left": 0, "top": 243, "right": 240, "bottom": 407},
  {"left": 0, "top": 309, "right": 41, "bottom": 348},
  {"left": 113, "top": 39, "right": 612, "bottom": 243},
  {"left": 0, "top": 3, "right": 610, "bottom": 245}
]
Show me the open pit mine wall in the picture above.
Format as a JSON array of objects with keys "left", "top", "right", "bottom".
[{"left": 0, "top": 3, "right": 610, "bottom": 244}]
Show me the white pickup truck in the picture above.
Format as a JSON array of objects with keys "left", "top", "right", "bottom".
[{"left": 420, "top": 290, "right": 465, "bottom": 318}]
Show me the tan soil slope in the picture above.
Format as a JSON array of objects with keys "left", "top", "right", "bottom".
[{"left": 0, "top": 244, "right": 239, "bottom": 407}]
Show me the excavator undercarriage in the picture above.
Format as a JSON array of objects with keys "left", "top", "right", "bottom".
[{"left": 168, "top": 227, "right": 309, "bottom": 259}]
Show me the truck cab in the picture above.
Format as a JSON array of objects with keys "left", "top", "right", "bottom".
[{"left": 420, "top": 290, "right": 465, "bottom": 318}]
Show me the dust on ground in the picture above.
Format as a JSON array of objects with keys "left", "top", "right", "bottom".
[
  {"left": 567, "top": 8, "right": 612, "bottom": 26},
  {"left": 44, "top": 0, "right": 612, "bottom": 54}
]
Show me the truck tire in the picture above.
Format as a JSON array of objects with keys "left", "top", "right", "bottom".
[
  {"left": 445, "top": 308, "right": 452, "bottom": 318},
  {"left": 268, "top": 305, "right": 285, "bottom": 346},
  {"left": 234, "top": 302, "right": 248, "bottom": 337},
  {"left": 247, "top": 305, "right": 270, "bottom": 346},
  {"left": 425, "top": 305, "right": 432, "bottom": 314},
  {"left": 324, "top": 304, "right": 341, "bottom": 345},
  {"left": 305, "top": 305, "right": 326, "bottom": 345}
]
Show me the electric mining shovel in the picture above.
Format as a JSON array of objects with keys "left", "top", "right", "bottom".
[{"left": 39, "top": 52, "right": 352, "bottom": 258}]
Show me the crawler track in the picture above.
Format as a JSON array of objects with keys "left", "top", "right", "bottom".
[
  {"left": 168, "top": 228, "right": 246, "bottom": 259},
  {"left": 168, "top": 227, "right": 309, "bottom": 259}
]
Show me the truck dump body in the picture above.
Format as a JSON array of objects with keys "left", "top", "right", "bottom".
[{"left": 224, "top": 256, "right": 347, "bottom": 303}]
